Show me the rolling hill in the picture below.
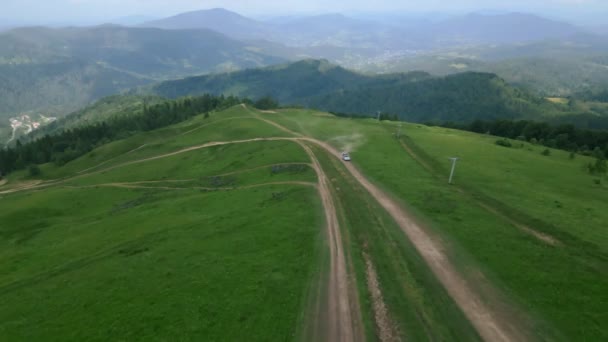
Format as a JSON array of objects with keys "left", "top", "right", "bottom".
[
  {"left": 1, "top": 103, "right": 606, "bottom": 341},
  {"left": 432, "top": 12, "right": 581, "bottom": 44},
  {"left": 148, "top": 59, "right": 564, "bottom": 123},
  {"left": 140, "top": 8, "right": 271, "bottom": 40},
  {"left": 0, "top": 25, "right": 285, "bottom": 123}
]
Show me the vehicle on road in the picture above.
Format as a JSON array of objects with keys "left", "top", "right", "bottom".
[{"left": 342, "top": 152, "right": 351, "bottom": 161}]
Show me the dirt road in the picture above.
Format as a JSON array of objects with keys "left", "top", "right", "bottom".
[
  {"left": 251, "top": 109, "right": 527, "bottom": 342},
  {"left": 63, "top": 181, "right": 316, "bottom": 191},
  {"left": 295, "top": 140, "right": 363, "bottom": 342}
]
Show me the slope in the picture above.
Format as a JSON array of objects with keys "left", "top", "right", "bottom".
[
  {"left": 3, "top": 104, "right": 606, "bottom": 341},
  {"left": 0, "top": 106, "right": 327, "bottom": 340},
  {"left": 251, "top": 108, "right": 608, "bottom": 340}
]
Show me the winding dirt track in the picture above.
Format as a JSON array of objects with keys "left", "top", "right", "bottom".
[
  {"left": 251, "top": 110, "right": 527, "bottom": 342},
  {"left": 63, "top": 181, "right": 317, "bottom": 191},
  {"left": 294, "top": 140, "right": 362, "bottom": 342}
]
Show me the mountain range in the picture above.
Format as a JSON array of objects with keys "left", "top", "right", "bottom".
[
  {"left": 147, "top": 59, "right": 570, "bottom": 124},
  {"left": 141, "top": 9, "right": 587, "bottom": 49},
  {"left": 2, "top": 7, "right": 608, "bottom": 143},
  {"left": 0, "top": 25, "right": 284, "bottom": 121}
]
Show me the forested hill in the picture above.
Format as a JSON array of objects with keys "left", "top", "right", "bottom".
[
  {"left": 149, "top": 59, "right": 565, "bottom": 123},
  {"left": 0, "top": 26, "right": 284, "bottom": 120}
]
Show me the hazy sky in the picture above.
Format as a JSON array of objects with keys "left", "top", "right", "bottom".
[{"left": 3, "top": 0, "right": 608, "bottom": 23}]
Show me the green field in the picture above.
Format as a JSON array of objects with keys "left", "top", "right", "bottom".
[
  {"left": 257, "top": 108, "right": 608, "bottom": 340},
  {"left": 1, "top": 105, "right": 607, "bottom": 341},
  {"left": 0, "top": 110, "right": 325, "bottom": 340}
]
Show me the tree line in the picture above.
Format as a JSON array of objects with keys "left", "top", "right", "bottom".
[
  {"left": 438, "top": 119, "right": 608, "bottom": 159},
  {"left": 0, "top": 94, "right": 242, "bottom": 177}
]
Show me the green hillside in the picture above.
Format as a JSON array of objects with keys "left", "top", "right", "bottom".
[
  {"left": 150, "top": 59, "right": 568, "bottom": 123},
  {"left": 1, "top": 104, "right": 606, "bottom": 340},
  {"left": 28, "top": 95, "right": 165, "bottom": 138}
]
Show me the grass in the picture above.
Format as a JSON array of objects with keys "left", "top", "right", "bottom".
[
  {"left": 258, "top": 108, "right": 608, "bottom": 341},
  {"left": 65, "top": 141, "right": 314, "bottom": 187},
  {"left": 0, "top": 108, "right": 325, "bottom": 340},
  {"left": 3, "top": 105, "right": 607, "bottom": 340},
  {"left": 0, "top": 186, "right": 322, "bottom": 341}
]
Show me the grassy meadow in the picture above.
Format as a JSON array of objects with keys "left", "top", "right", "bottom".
[
  {"left": 0, "top": 107, "right": 325, "bottom": 340},
  {"left": 1, "top": 104, "right": 607, "bottom": 340},
  {"left": 259, "top": 108, "right": 608, "bottom": 340}
]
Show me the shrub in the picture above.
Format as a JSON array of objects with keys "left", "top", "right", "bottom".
[
  {"left": 541, "top": 149, "right": 551, "bottom": 156},
  {"left": 28, "top": 165, "right": 41, "bottom": 177},
  {"left": 254, "top": 96, "right": 279, "bottom": 110},
  {"left": 495, "top": 139, "right": 512, "bottom": 148}
]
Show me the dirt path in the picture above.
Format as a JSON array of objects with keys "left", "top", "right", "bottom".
[
  {"left": 77, "top": 144, "right": 148, "bottom": 174},
  {"left": 294, "top": 140, "right": 363, "bottom": 342},
  {"left": 362, "top": 251, "right": 400, "bottom": 342},
  {"left": 179, "top": 116, "right": 253, "bottom": 136},
  {"left": 0, "top": 180, "right": 44, "bottom": 194},
  {"left": 64, "top": 181, "right": 316, "bottom": 191},
  {"left": 251, "top": 110, "right": 528, "bottom": 342},
  {"left": 305, "top": 138, "right": 526, "bottom": 342},
  {"left": 0, "top": 139, "right": 305, "bottom": 195}
]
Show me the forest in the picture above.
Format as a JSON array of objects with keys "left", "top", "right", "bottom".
[
  {"left": 0, "top": 94, "right": 242, "bottom": 176},
  {"left": 439, "top": 119, "right": 608, "bottom": 161}
]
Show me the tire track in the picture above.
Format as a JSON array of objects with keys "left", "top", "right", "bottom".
[
  {"left": 252, "top": 109, "right": 529, "bottom": 342},
  {"left": 294, "top": 140, "right": 363, "bottom": 342}
]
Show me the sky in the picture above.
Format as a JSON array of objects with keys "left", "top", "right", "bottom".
[{"left": 2, "top": 0, "right": 608, "bottom": 24}]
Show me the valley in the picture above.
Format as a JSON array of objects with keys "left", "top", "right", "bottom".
[{"left": 2, "top": 3, "right": 608, "bottom": 341}]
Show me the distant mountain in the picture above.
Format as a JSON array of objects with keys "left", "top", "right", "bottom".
[
  {"left": 109, "top": 15, "right": 158, "bottom": 26},
  {"left": 363, "top": 37, "right": 608, "bottom": 96},
  {"left": 141, "top": 8, "right": 271, "bottom": 40},
  {"left": 149, "top": 59, "right": 562, "bottom": 123},
  {"left": 433, "top": 13, "right": 582, "bottom": 44},
  {"left": 0, "top": 25, "right": 285, "bottom": 124},
  {"left": 274, "top": 14, "right": 377, "bottom": 45}
]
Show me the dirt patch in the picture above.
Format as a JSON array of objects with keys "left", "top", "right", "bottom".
[
  {"left": 0, "top": 180, "right": 43, "bottom": 194},
  {"left": 0, "top": 179, "right": 7, "bottom": 187},
  {"left": 363, "top": 251, "right": 401, "bottom": 342},
  {"left": 77, "top": 144, "right": 147, "bottom": 175}
]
